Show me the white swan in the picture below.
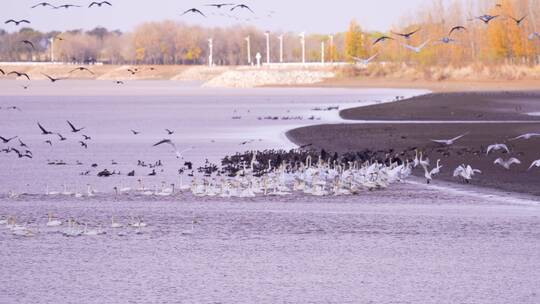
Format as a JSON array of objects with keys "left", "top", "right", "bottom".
[
  {"left": 486, "top": 144, "right": 510, "bottom": 155},
  {"left": 431, "top": 132, "right": 468, "bottom": 146},
  {"left": 528, "top": 159, "right": 540, "bottom": 170},
  {"left": 494, "top": 157, "right": 521, "bottom": 170},
  {"left": 46, "top": 213, "right": 62, "bottom": 227}
]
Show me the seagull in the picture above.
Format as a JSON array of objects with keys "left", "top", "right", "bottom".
[
  {"left": 181, "top": 8, "right": 206, "bottom": 17},
  {"left": 351, "top": 53, "right": 378, "bottom": 65},
  {"left": 8, "top": 71, "right": 30, "bottom": 80},
  {"left": 475, "top": 15, "right": 499, "bottom": 24},
  {"left": 508, "top": 15, "right": 526, "bottom": 26},
  {"left": 0, "top": 135, "right": 17, "bottom": 144},
  {"left": 401, "top": 40, "right": 431, "bottom": 53},
  {"left": 55, "top": 4, "right": 81, "bottom": 9},
  {"left": 41, "top": 73, "right": 67, "bottom": 83},
  {"left": 31, "top": 2, "right": 57, "bottom": 8},
  {"left": 486, "top": 143, "right": 510, "bottom": 155},
  {"left": 430, "top": 132, "right": 468, "bottom": 146},
  {"left": 88, "top": 1, "right": 112, "bottom": 8},
  {"left": 391, "top": 28, "right": 421, "bottom": 39},
  {"left": 528, "top": 160, "right": 540, "bottom": 170},
  {"left": 131, "top": 129, "right": 140, "bottom": 135},
  {"left": 205, "top": 3, "right": 234, "bottom": 9},
  {"left": 153, "top": 139, "right": 193, "bottom": 159},
  {"left": 230, "top": 4, "right": 254, "bottom": 13},
  {"left": 67, "top": 120, "right": 85, "bottom": 133},
  {"left": 38, "top": 122, "right": 53, "bottom": 135},
  {"left": 165, "top": 129, "right": 174, "bottom": 135},
  {"left": 373, "top": 36, "right": 394, "bottom": 45},
  {"left": 510, "top": 133, "right": 540, "bottom": 141},
  {"left": 21, "top": 40, "right": 36, "bottom": 50},
  {"left": 494, "top": 157, "right": 521, "bottom": 169},
  {"left": 5, "top": 19, "right": 31, "bottom": 26},
  {"left": 69, "top": 67, "right": 94, "bottom": 75}
]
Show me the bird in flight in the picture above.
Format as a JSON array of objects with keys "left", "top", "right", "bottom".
[
  {"left": 69, "top": 67, "right": 95, "bottom": 75},
  {"left": 391, "top": 28, "right": 421, "bottom": 40},
  {"left": 401, "top": 40, "right": 431, "bottom": 53},
  {"left": 0, "top": 68, "right": 5, "bottom": 75},
  {"left": 449, "top": 26, "right": 467, "bottom": 36},
  {"left": 67, "top": 120, "right": 85, "bottom": 133},
  {"left": 351, "top": 53, "right": 378, "bottom": 65},
  {"left": 79, "top": 141, "right": 88, "bottom": 149},
  {"left": 41, "top": 73, "right": 67, "bottom": 83},
  {"left": 131, "top": 129, "right": 141, "bottom": 135},
  {"left": 528, "top": 159, "right": 540, "bottom": 170},
  {"left": 57, "top": 133, "right": 67, "bottom": 141},
  {"left": 486, "top": 143, "right": 509, "bottom": 154},
  {"left": 373, "top": 36, "right": 394, "bottom": 46},
  {"left": 21, "top": 40, "right": 36, "bottom": 50},
  {"left": 55, "top": 4, "right": 81, "bottom": 9},
  {"left": 31, "top": 2, "right": 56, "bottom": 8},
  {"left": 5, "top": 19, "right": 31, "bottom": 26},
  {"left": 153, "top": 139, "right": 194, "bottom": 159},
  {"left": 475, "top": 15, "right": 499, "bottom": 24},
  {"left": 82, "top": 134, "right": 91, "bottom": 140},
  {"left": 8, "top": 71, "right": 30, "bottom": 80},
  {"left": 89, "top": 1, "right": 112, "bottom": 8},
  {"left": 181, "top": 8, "right": 206, "bottom": 17},
  {"left": 231, "top": 4, "right": 254, "bottom": 13},
  {"left": 206, "top": 3, "right": 234, "bottom": 9},
  {"left": 430, "top": 132, "right": 468, "bottom": 146},
  {"left": 0, "top": 135, "right": 17, "bottom": 144},
  {"left": 38, "top": 122, "right": 53, "bottom": 135},
  {"left": 508, "top": 15, "right": 526, "bottom": 26},
  {"left": 165, "top": 129, "right": 174, "bottom": 135},
  {"left": 494, "top": 157, "right": 521, "bottom": 170}
]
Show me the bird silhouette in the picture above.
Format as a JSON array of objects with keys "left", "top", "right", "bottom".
[
  {"left": 67, "top": 120, "right": 85, "bottom": 133},
  {"left": 230, "top": 4, "right": 254, "bottom": 13},
  {"left": 38, "top": 122, "right": 53, "bottom": 135},
  {"left": 206, "top": 3, "right": 234, "bottom": 9},
  {"left": 8, "top": 71, "right": 30, "bottom": 80},
  {"left": 5, "top": 19, "right": 31, "bottom": 26},
  {"left": 181, "top": 8, "right": 206, "bottom": 17},
  {"left": 21, "top": 40, "right": 36, "bottom": 50},
  {"left": 89, "top": 1, "right": 112, "bottom": 8},
  {"left": 373, "top": 36, "right": 394, "bottom": 45},
  {"left": 508, "top": 15, "right": 526, "bottom": 26},
  {"left": 41, "top": 73, "right": 67, "bottom": 83},
  {"left": 31, "top": 2, "right": 57, "bottom": 8},
  {"left": 69, "top": 67, "right": 95, "bottom": 75},
  {"left": 0, "top": 135, "right": 17, "bottom": 144},
  {"left": 55, "top": 4, "right": 81, "bottom": 9},
  {"left": 391, "top": 28, "right": 421, "bottom": 39}
]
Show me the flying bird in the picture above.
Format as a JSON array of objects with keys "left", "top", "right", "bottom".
[
  {"left": 430, "top": 132, "right": 468, "bottom": 146},
  {"left": 351, "top": 53, "right": 378, "bottom": 65},
  {"left": 449, "top": 26, "right": 467, "bottom": 36},
  {"left": 69, "top": 67, "right": 94, "bottom": 75},
  {"left": 486, "top": 143, "right": 510, "bottom": 155},
  {"left": 131, "top": 129, "right": 140, "bottom": 135},
  {"left": 528, "top": 160, "right": 540, "bottom": 170},
  {"left": 373, "top": 36, "right": 394, "bottom": 46},
  {"left": 82, "top": 134, "right": 91, "bottom": 140},
  {"left": 401, "top": 40, "right": 431, "bottom": 53},
  {"left": 57, "top": 133, "right": 67, "bottom": 141},
  {"left": 205, "top": 3, "right": 234, "bottom": 9},
  {"left": 165, "top": 129, "right": 174, "bottom": 135},
  {"left": 5, "top": 19, "right": 31, "bottom": 26},
  {"left": 55, "top": 4, "right": 81, "bottom": 9},
  {"left": 230, "top": 4, "right": 254, "bottom": 13},
  {"left": 475, "top": 15, "right": 499, "bottom": 24},
  {"left": 510, "top": 133, "right": 540, "bottom": 141},
  {"left": 89, "top": 1, "right": 112, "bottom": 8},
  {"left": 494, "top": 157, "right": 521, "bottom": 170},
  {"left": 19, "top": 139, "right": 28, "bottom": 148},
  {"left": 181, "top": 8, "right": 206, "bottom": 17},
  {"left": 79, "top": 141, "right": 88, "bottom": 149},
  {"left": 41, "top": 73, "right": 67, "bottom": 83},
  {"left": 0, "top": 135, "right": 17, "bottom": 144},
  {"left": 38, "top": 122, "right": 53, "bottom": 135},
  {"left": 21, "top": 40, "right": 36, "bottom": 50},
  {"left": 31, "top": 2, "right": 57, "bottom": 8},
  {"left": 507, "top": 15, "right": 526, "bottom": 26},
  {"left": 0, "top": 68, "right": 5, "bottom": 75},
  {"left": 67, "top": 120, "right": 85, "bottom": 133},
  {"left": 391, "top": 28, "right": 421, "bottom": 40},
  {"left": 8, "top": 71, "right": 30, "bottom": 80},
  {"left": 153, "top": 139, "right": 193, "bottom": 159}
]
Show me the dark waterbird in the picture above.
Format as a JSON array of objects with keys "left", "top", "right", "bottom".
[
  {"left": 42, "top": 73, "right": 67, "bottom": 83},
  {"left": 0, "top": 135, "right": 17, "bottom": 144},
  {"left": 230, "top": 4, "right": 254, "bottom": 13},
  {"left": 205, "top": 3, "right": 234, "bottom": 9},
  {"left": 373, "top": 36, "right": 394, "bottom": 46},
  {"left": 89, "top": 1, "right": 112, "bottom": 8},
  {"left": 38, "top": 123, "right": 53, "bottom": 135},
  {"left": 21, "top": 40, "right": 36, "bottom": 50},
  {"left": 181, "top": 8, "right": 206, "bottom": 17},
  {"left": 8, "top": 71, "right": 30, "bottom": 80},
  {"left": 67, "top": 120, "right": 85, "bottom": 133},
  {"left": 5, "top": 19, "right": 31, "bottom": 26},
  {"left": 69, "top": 67, "right": 95, "bottom": 75},
  {"left": 55, "top": 4, "right": 81, "bottom": 9},
  {"left": 31, "top": 2, "right": 57, "bottom": 8},
  {"left": 391, "top": 28, "right": 421, "bottom": 39}
]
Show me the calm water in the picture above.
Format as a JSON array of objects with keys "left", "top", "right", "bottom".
[{"left": 1, "top": 81, "right": 539, "bottom": 304}]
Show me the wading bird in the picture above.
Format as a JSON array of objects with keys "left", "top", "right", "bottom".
[
  {"left": 31, "top": 2, "right": 57, "bottom": 8},
  {"left": 373, "top": 36, "right": 394, "bottom": 46},
  {"left": 69, "top": 67, "right": 94, "bottom": 75}
]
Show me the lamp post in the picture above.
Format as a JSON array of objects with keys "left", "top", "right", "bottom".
[
  {"left": 321, "top": 41, "right": 325, "bottom": 65},
  {"left": 329, "top": 34, "right": 334, "bottom": 64},
  {"left": 245, "top": 36, "right": 251, "bottom": 65},
  {"left": 49, "top": 37, "right": 54, "bottom": 62},
  {"left": 278, "top": 34, "right": 284, "bottom": 63},
  {"left": 264, "top": 31, "right": 270, "bottom": 65},
  {"left": 208, "top": 38, "right": 213, "bottom": 67},
  {"left": 299, "top": 32, "right": 305, "bottom": 64}
]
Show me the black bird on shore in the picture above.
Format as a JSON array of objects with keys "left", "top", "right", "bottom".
[
  {"left": 89, "top": 1, "right": 112, "bottom": 8},
  {"left": 206, "top": 3, "right": 234, "bottom": 9},
  {"left": 5, "top": 19, "right": 31, "bottom": 26},
  {"left": 69, "top": 67, "right": 95, "bottom": 75},
  {"left": 181, "top": 8, "right": 206, "bottom": 17},
  {"left": 38, "top": 122, "right": 53, "bottom": 135},
  {"left": 0, "top": 135, "right": 17, "bottom": 144},
  {"left": 42, "top": 73, "right": 67, "bottom": 83},
  {"left": 391, "top": 28, "right": 421, "bottom": 39},
  {"left": 8, "top": 71, "right": 30, "bottom": 80},
  {"left": 21, "top": 40, "right": 36, "bottom": 50},
  {"left": 67, "top": 120, "right": 85, "bottom": 133},
  {"left": 148, "top": 169, "right": 157, "bottom": 176},
  {"left": 230, "top": 4, "right": 254, "bottom": 13},
  {"left": 31, "top": 2, "right": 57, "bottom": 8},
  {"left": 373, "top": 36, "right": 394, "bottom": 45},
  {"left": 57, "top": 133, "right": 67, "bottom": 141}
]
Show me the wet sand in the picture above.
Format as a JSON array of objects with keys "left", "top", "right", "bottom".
[{"left": 288, "top": 91, "right": 540, "bottom": 196}]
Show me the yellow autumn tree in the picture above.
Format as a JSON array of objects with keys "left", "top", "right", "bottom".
[{"left": 344, "top": 20, "right": 367, "bottom": 60}]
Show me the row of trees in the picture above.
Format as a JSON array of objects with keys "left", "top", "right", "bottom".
[{"left": 1, "top": 0, "right": 539, "bottom": 66}]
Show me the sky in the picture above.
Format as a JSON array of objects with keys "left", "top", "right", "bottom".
[{"left": 3, "top": 0, "right": 435, "bottom": 34}]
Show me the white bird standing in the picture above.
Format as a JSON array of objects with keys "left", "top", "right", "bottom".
[
  {"left": 486, "top": 143, "right": 510, "bottom": 155},
  {"left": 494, "top": 157, "right": 521, "bottom": 170},
  {"left": 431, "top": 132, "right": 468, "bottom": 146}
]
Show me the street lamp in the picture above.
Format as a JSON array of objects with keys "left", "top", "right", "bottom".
[
  {"left": 278, "top": 34, "right": 284, "bottom": 63},
  {"left": 208, "top": 38, "right": 213, "bottom": 67},
  {"left": 245, "top": 36, "right": 251, "bottom": 65},
  {"left": 328, "top": 34, "right": 334, "bottom": 64},
  {"left": 321, "top": 41, "right": 325, "bottom": 65},
  {"left": 299, "top": 32, "right": 305, "bottom": 65},
  {"left": 264, "top": 31, "right": 270, "bottom": 65}
]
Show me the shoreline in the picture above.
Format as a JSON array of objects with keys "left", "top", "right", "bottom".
[{"left": 287, "top": 91, "right": 540, "bottom": 197}]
